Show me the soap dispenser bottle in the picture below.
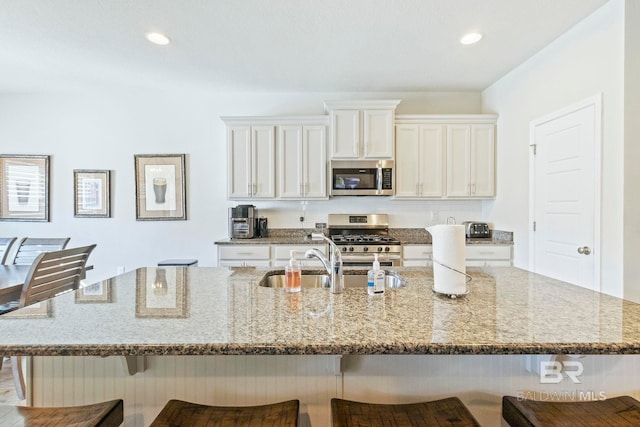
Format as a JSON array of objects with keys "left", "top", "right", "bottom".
[
  {"left": 368, "top": 254, "right": 385, "bottom": 295},
  {"left": 285, "top": 250, "right": 301, "bottom": 293}
]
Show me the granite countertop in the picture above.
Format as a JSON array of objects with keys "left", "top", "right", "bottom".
[
  {"left": 215, "top": 228, "right": 514, "bottom": 246},
  {"left": 0, "top": 266, "right": 638, "bottom": 356}
]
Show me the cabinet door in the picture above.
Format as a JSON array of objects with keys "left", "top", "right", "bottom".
[
  {"left": 470, "top": 124, "right": 495, "bottom": 197},
  {"left": 251, "top": 126, "right": 276, "bottom": 198},
  {"left": 302, "top": 125, "right": 327, "bottom": 198},
  {"left": 394, "top": 125, "right": 421, "bottom": 198},
  {"left": 418, "top": 125, "right": 444, "bottom": 197},
  {"left": 363, "top": 109, "right": 394, "bottom": 158},
  {"left": 402, "top": 245, "right": 433, "bottom": 267},
  {"left": 278, "top": 125, "right": 304, "bottom": 198},
  {"left": 446, "top": 125, "right": 472, "bottom": 197},
  {"left": 228, "top": 126, "right": 252, "bottom": 199},
  {"left": 218, "top": 245, "right": 271, "bottom": 267},
  {"left": 331, "top": 110, "right": 360, "bottom": 158}
]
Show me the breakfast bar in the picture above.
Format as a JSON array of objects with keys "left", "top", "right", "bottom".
[{"left": 1, "top": 266, "right": 639, "bottom": 425}]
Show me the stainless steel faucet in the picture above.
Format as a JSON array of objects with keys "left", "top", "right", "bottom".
[{"left": 305, "top": 235, "right": 344, "bottom": 294}]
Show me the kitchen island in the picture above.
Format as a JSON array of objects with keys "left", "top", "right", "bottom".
[{"left": 1, "top": 266, "right": 638, "bottom": 426}]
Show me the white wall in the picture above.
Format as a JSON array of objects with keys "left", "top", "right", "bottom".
[
  {"left": 481, "top": 0, "right": 625, "bottom": 296},
  {"left": 0, "top": 89, "right": 482, "bottom": 282}
]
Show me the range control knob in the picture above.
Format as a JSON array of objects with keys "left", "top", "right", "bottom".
[
  {"left": 377, "top": 247, "right": 383, "bottom": 252},
  {"left": 363, "top": 247, "right": 369, "bottom": 252},
  {"left": 342, "top": 247, "right": 348, "bottom": 252},
  {"left": 384, "top": 247, "right": 390, "bottom": 252},
  {"left": 349, "top": 247, "right": 354, "bottom": 252}
]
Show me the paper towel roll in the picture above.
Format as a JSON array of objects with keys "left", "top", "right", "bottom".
[{"left": 426, "top": 224, "right": 467, "bottom": 295}]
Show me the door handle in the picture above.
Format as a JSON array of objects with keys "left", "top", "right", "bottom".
[{"left": 577, "top": 246, "right": 591, "bottom": 255}]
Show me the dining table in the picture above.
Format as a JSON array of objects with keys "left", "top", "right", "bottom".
[{"left": 0, "top": 265, "right": 30, "bottom": 306}]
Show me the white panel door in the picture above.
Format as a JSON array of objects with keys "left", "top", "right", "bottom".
[
  {"left": 251, "top": 126, "right": 275, "bottom": 198},
  {"left": 228, "top": 126, "right": 252, "bottom": 199},
  {"left": 302, "top": 125, "right": 327, "bottom": 198},
  {"left": 470, "top": 124, "right": 495, "bottom": 197},
  {"left": 331, "top": 110, "right": 360, "bottom": 158},
  {"left": 419, "top": 125, "right": 444, "bottom": 197},
  {"left": 363, "top": 109, "right": 394, "bottom": 158},
  {"left": 446, "top": 125, "right": 471, "bottom": 197},
  {"left": 531, "top": 101, "right": 599, "bottom": 290},
  {"left": 394, "top": 125, "right": 420, "bottom": 198},
  {"left": 278, "top": 125, "right": 303, "bottom": 198}
]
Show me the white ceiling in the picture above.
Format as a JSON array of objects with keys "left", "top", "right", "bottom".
[{"left": 0, "top": 0, "right": 610, "bottom": 93}]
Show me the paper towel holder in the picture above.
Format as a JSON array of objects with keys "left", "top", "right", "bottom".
[{"left": 429, "top": 257, "right": 472, "bottom": 298}]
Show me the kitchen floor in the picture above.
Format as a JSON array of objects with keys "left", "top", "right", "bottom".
[{"left": 0, "top": 357, "right": 24, "bottom": 405}]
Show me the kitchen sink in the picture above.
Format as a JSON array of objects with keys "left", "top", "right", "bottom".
[{"left": 259, "top": 270, "right": 407, "bottom": 289}]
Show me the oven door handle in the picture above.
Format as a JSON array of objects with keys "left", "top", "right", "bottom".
[
  {"left": 341, "top": 254, "right": 401, "bottom": 261},
  {"left": 376, "top": 162, "right": 383, "bottom": 195}
]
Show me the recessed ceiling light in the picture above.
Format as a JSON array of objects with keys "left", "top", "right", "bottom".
[
  {"left": 145, "top": 32, "right": 171, "bottom": 46},
  {"left": 460, "top": 32, "right": 483, "bottom": 45}
]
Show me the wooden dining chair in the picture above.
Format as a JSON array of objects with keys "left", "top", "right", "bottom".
[
  {"left": 0, "top": 237, "right": 17, "bottom": 265},
  {"left": 0, "top": 399, "right": 123, "bottom": 426},
  {"left": 11, "top": 237, "right": 70, "bottom": 265},
  {"left": 3, "top": 244, "right": 96, "bottom": 401}
]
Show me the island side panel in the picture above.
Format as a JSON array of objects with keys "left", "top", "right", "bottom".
[
  {"left": 31, "top": 354, "right": 640, "bottom": 426},
  {"left": 341, "top": 354, "right": 640, "bottom": 426},
  {"left": 31, "top": 355, "right": 342, "bottom": 427}
]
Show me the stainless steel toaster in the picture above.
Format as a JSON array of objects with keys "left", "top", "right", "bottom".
[{"left": 462, "top": 221, "right": 491, "bottom": 238}]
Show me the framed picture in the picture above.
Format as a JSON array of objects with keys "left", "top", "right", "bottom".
[
  {"left": 0, "top": 154, "right": 50, "bottom": 221},
  {"left": 74, "top": 169, "right": 111, "bottom": 218},
  {"left": 135, "top": 267, "right": 188, "bottom": 318},
  {"left": 4, "top": 300, "right": 52, "bottom": 318},
  {"left": 75, "top": 279, "right": 113, "bottom": 303},
  {"left": 134, "top": 154, "right": 186, "bottom": 221}
]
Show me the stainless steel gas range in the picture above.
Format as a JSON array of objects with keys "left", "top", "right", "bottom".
[{"left": 327, "top": 214, "right": 401, "bottom": 267}]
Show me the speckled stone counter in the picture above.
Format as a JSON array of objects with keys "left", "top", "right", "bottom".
[
  {"left": 215, "top": 228, "right": 325, "bottom": 245},
  {"left": 1, "top": 266, "right": 638, "bottom": 356},
  {"left": 215, "top": 228, "right": 514, "bottom": 246}
]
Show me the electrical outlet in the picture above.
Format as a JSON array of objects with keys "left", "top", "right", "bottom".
[
  {"left": 299, "top": 216, "right": 305, "bottom": 223},
  {"left": 117, "top": 266, "right": 125, "bottom": 274}
]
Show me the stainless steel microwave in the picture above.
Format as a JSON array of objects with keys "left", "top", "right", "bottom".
[{"left": 330, "top": 160, "right": 394, "bottom": 196}]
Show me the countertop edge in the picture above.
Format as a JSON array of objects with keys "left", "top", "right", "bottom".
[{"left": 6, "top": 343, "right": 639, "bottom": 357}]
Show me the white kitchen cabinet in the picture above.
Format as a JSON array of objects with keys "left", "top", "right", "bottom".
[
  {"left": 465, "top": 245, "right": 512, "bottom": 267},
  {"left": 325, "top": 100, "right": 400, "bottom": 159},
  {"left": 272, "top": 244, "right": 328, "bottom": 268},
  {"left": 218, "top": 245, "right": 271, "bottom": 267},
  {"left": 402, "top": 244, "right": 512, "bottom": 267},
  {"left": 394, "top": 124, "right": 444, "bottom": 198},
  {"left": 402, "top": 245, "right": 433, "bottom": 267},
  {"left": 446, "top": 123, "right": 495, "bottom": 198},
  {"left": 226, "top": 124, "right": 276, "bottom": 199},
  {"left": 278, "top": 125, "right": 327, "bottom": 199}
]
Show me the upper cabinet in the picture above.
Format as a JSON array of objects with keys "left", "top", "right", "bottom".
[
  {"left": 324, "top": 100, "right": 401, "bottom": 159},
  {"left": 446, "top": 123, "right": 495, "bottom": 198},
  {"left": 278, "top": 124, "right": 327, "bottom": 199},
  {"left": 222, "top": 116, "right": 328, "bottom": 201},
  {"left": 395, "top": 115, "right": 497, "bottom": 199},
  {"left": 395, "top": 124, "right": 445, "bottom": 199},
  {"left": 225, "top": 124, "right": 276, "bottom": 199}
]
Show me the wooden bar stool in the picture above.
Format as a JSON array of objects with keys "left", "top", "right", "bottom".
[
  {"left": 502, "top": 395, "right": 640, "bottom": 426},
  {"left": 151, "top": 399, "right": 299, "bottom": 426},
  {"left": 331, "top": 397, "right": 480, "bottom": 426},
  {"left": 0, "top": 399, "right": 123, "bottom": 426}
]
